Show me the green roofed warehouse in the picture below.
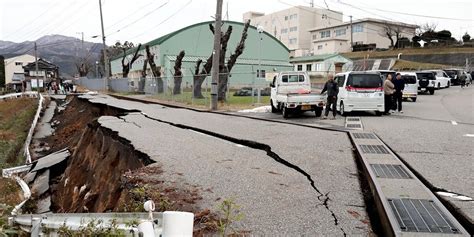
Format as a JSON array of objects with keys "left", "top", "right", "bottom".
[{"left": 110, "top": 21, "right": 292, "bottom": 88}]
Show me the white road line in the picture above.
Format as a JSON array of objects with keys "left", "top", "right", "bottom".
[
  {"left": 463, "top": 134, "right": 474, "bottom": 137},
  {"left": 451, "top": 120, "right": 458, "bottom": 125}
]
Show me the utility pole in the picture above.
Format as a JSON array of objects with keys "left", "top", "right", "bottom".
[
  {"left": 99, "top": 0, "right": 109, "bottom": 91},
  {"left": 349, "top": 15, "right": 353, "bottom": 51},
  {"left": 210, "top": 0, "right": 223, "bottom": 110},
  {"left": 34, "top": 42, "right": 40, "bottom": 97}
]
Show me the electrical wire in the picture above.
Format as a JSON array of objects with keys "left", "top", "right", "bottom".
[
  {"left": 128, "top": 0, "right": 193, "bottom": 42},
  {"left": 106, "top": 1, "right": 170, "bottom": 37}
]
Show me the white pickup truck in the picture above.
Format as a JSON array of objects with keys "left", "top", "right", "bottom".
[{"left": 270, "top": 72, "right": 326, "bottom": 118}]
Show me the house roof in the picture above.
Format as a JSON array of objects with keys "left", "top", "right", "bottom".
[
  {"left": 111, "top": 20, "right": 290, "bottom": 61},
  {"left": 12, "top": 73, "right": 25, "bottom": 81},
  {"left": 23, "top": 58, "right": 58, "bottom": 70},
  {"left": 308, "top": 18, "right": 418, "bottom": 32},
  {"left": 289, "top": 53, "right": 350, "bottom": 63}
]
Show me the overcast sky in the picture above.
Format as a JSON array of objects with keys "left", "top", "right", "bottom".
[{"left": 1, "top": 0, "right": 472, "bottom": 45}]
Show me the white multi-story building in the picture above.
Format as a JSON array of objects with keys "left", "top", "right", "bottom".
[
  {"left": 243, "top": 6, "right": 343, "bottom": 57},
  {"left": 4, "top": 54, "right": 36, "bottom": 90},
  {"left": 309, "top": 18, "right": 418, "bottom": 55}
]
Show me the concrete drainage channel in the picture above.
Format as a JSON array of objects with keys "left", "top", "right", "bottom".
[
  {"left": 348, "top": 131, "right": 469, "bottom": 236},
  {"left": 41, "top": 94, "right": 470, "bottom": 236}
]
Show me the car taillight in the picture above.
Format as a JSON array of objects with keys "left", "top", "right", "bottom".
[{"left": 345, "top": 86, "right": 355, "bottom": 92}]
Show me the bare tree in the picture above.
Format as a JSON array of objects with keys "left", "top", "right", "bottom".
[
  {"left": 141, "top": 59, "right": 148, "bottom": 78},
  {"left": 75, "top": 59, "right": 92, "bottom": 77},
  {"left": 218, "top": 20, "right": 251, "bottom": 101},
  {"left": 192, "top": 23, "right": 232, "bottom": 98},
  {"left": 121, "top": 44, "right": 142, "bottom": 78},
  {"left": 145, "top": 45, "right": 164, "bottom": 93},
  {"left": 380, "top": 24, "right": 402, "bottom": 49},
  {"left": 193, "top": 56, "right": 213, "bottom": 98},
  {"left": 173, "top": 50, "right": 185, "bottom": 95}
]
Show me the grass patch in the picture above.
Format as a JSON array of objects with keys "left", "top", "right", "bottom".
[
  {"left": 0, "top": 98, "right": 37, "bottom": 167},
  {"left": 342, "top": 47, "right": 474, "bottom": 59},
  {"left": 0, "top": 98, "right": 37, "bottom": 235},
  {"left": 147, "top": 90, "right": 270, "bottom": 110}
]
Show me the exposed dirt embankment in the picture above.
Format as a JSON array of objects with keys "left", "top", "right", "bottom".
[
  {"left": 51, "top": 120, "right": 152, "bottom": 212},
  {"left": 37, "top": 96, "right": 150, "bottom": 213}
]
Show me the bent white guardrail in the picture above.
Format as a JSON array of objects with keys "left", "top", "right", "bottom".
[{"left": 8, "top": 209, "right": 194, "bottom": 237}]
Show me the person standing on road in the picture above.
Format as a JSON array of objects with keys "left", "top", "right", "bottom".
[
  {"left": 393, "top": 73, "right": 405, "bottom": 113},
  {"left": 383, "top": 74, "right": 395, "bottom": 115},
  {"left": 321, "top": 74, "right": 339, "bottom": 120},
  {"left": 460, "top": 72, "right": 467, "bottom": 88}
]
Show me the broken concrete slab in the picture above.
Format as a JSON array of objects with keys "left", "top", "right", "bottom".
[
  {"left": 31, "top": 169, "right": 50, "bottom": 197},
  {"left": 31, "top": 148, "right": 70, "bottom": 173},
  {"left": 36, "top": 195, "right": 51, "bottom": 214}
]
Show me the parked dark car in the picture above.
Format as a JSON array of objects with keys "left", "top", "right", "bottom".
[
  {"left": 443, "top": 69, "right": 463, "bottom": 85},
  {"left": 415, "top": 72, "right": 436, "bottom": 95},
  {"left": 233, "top": 87, "right": 270, "bottom": 96}
]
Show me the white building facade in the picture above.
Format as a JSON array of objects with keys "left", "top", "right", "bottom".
[
  {"left": 243, "top": 6, "right": 343, "bottom": 57},
  {"left": 309, "top": 18, "right": 418, "bottom": 55},
  {"left": 4, "top": 54, "right": 36, "bottom": 89}
]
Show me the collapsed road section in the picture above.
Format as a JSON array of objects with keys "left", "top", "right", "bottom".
[
  {"left": 65, "top": 94, "right": 373, "bottom": 235},
  {"left": 14, "top": 94, "right": 377, "bottom": 235}
]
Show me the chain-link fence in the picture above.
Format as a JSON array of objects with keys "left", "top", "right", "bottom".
[{"left": 133, "top": 70, "right": 272, "bottom": 109}]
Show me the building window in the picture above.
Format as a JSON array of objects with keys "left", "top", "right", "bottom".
[
  {"left": 289, "top": 14, "right": 297, "bottom": 20},
  {"left": 289, "top": 26, "right": 297, "bottom": 32},
  {"left": 297, "top": 65, "right": 303, "bottom": 71},
  {"left": 320, "top": 30, "right": 331, "bottom": 38},
  {"left": 257, "top": 69, "right": 266, "bottom": 78},
  {"left": 15, "top": 62, "right": 22, "bottom": 66},
  {"left": 335, "top": 28, "right": 346, "bottom": 36},
  {"left": 306, "top": 64, "right": 312, "bottom": 71},
  {"left": 312, "top": 34, "right": 317, "bottom": 40},
  {"left": 289, "top": 38, "right": 297, "bottom": 44},
  {"left": 352, "top": 24, "right": 363, "bottom": 33},
  {"left": 317, "top": 45, "right": 323, "bottom": 50},
  {"left": 284, "top": 16, "right": 288, "bottom": 21},
  {"left": 281, "top": 28, "right": 288, "bottom": 34}
]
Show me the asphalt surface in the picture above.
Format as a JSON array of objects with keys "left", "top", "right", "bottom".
[
  {"left": 81, "top": 95, "right": 371, "bottom": 235},
  {"left": 233, "top": 85, "right": 474, "bottom": 224},
  {"left": 361, "top": 85, "right": 474, "bottom": 223}
]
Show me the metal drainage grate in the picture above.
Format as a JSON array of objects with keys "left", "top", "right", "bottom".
[
  {"left": 388, "top": 198, "right": 460, "bottom": 234},
  {"left": 347, "top": 117, "right": 360, "bottom": 122},
  {"left": 353, "top": 133, "right": 376, "bottom": 139},
  {"left": 370, "top": 164, "right": 412, "bottom": 179},
  {"left": 359, "top": 144, "right": 389, "bottom": 154},
  {"left": 346, "top": 124, "right": 362, "bottom": 128}
]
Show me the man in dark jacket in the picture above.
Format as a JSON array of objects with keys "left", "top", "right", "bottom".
[
  {"left": 321, "top": 75, "right": 339, "bottom": 119},
  {"left": 392, "top": 73, "right": 405, "bottom": 113}
]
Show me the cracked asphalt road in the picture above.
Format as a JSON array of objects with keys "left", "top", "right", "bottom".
[{"left": 81, "top": 94, "right": 371, "bottom": 235}]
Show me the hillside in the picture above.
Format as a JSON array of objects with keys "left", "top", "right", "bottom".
[
  {"left": 342, "top": 47, "right": 474, "bottom": 67},
  {"left": 0, "top": 35, "right": 103, "bottom": 78}
]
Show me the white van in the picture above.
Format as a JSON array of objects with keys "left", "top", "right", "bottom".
[
  {"left": 334, "top": 71, "right": 385, "bottom": 116},
  {"left": 399, "top": 72, "right": 418, "bottom": 102}
]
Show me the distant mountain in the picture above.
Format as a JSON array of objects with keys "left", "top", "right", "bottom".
[{"left": 0, "top": 35, "right": 104, "bottom": 78}]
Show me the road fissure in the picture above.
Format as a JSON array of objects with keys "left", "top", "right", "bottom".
[{"left": 133, "top": 112, "right": 347, "bottom": 235}]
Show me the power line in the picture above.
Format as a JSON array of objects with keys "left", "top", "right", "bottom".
[
  {"left": 105, "top": 0, "right": 156, "bottom": 30},
  {"left": 128, "top": 0, "right": 193, "bottom": 42},
  {"left": 106, "top": 1, "right": 170, "bottom": 37}
]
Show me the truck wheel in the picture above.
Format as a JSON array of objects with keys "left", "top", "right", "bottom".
[
  {"left": 437, "top": 83, "right": 441, "bottom": 89},
  {"left": 340, "top": 102, "right": 346, "bottom": 116},
  {"left": 270, "top": 100, "right": 278, "bottom": 113},
  {"left": 375, "top": 111, "right": 383, "bottom": 116},
  {"left": 315, "top": 107, "right": 322, "bottom": 117},
  {"left": 412, "top": 97, "right": 417, "bottom": 102},
  {"left": 282, "top": 107, "right": 289, "bottom": 118},
  {"left": 429, "top": 88, "right": 435, "bottom": 95},
  {"left": 447, "top": 82, "right": 450, "bottom": 88}
]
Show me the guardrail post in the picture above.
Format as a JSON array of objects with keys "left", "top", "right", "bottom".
[{"left": 31, "top": 217, "right": 41, "bottom": 237}]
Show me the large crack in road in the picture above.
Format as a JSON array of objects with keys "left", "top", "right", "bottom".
[{"left": 136, "top": 112, "right": 348, "bottom": 236}]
